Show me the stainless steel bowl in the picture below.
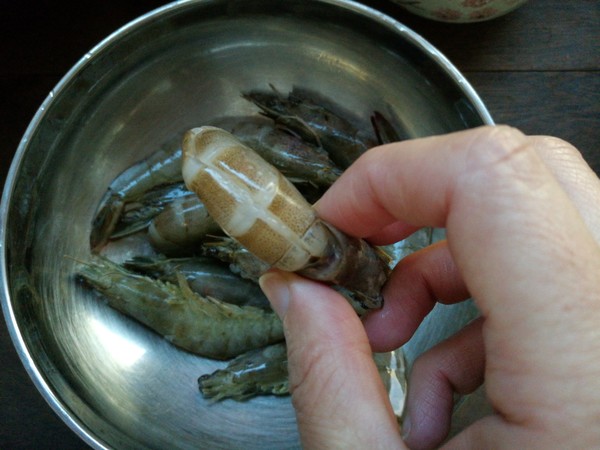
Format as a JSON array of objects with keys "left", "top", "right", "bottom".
[{"left": 1, "top": 1, "right": 492, "bottom": 448}]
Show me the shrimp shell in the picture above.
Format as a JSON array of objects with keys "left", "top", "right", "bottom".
[
  {"left": 148, "top": 191, "right": 222, "bottom": 254},
  {"left": 182, "top": 126, "right": 389, "bottom": 309},
  {"left": 77, "top": 256, "right": 283, "bottom": 360},
  {"left": 123, "top": 255, "right": 270, "bottom": 309}
]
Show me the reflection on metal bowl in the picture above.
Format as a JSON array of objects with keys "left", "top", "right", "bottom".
[{"left": 0, "top": 0, "right": 492, "bottom": 448}]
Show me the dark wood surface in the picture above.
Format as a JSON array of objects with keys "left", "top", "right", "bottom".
[{"left": 1, "top": 1, "right": 598, "bottom": 448}]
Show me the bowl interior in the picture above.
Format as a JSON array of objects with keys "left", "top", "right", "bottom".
[{"left": 2, "top": 1, "right": 488, "bottom": 448}]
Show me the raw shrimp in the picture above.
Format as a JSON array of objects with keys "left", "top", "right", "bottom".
[
  {"left": 123, "top": 255, "right": 270, "bottom": 309},
  {"left": 198, "top": 342, "right": 288, "bottom": 401},
  {"left": 147, "top": 191, "right": 222, "bottom": 254},
  {"left": 212, "top": 116, "right": 342, "bottom": 187},
  {"left": 90, "top": 143, "right": 183, "bottom": 251},
  {"left": 77, "top": 256, "right": 283, "bottom": 360},
  {"left": 242, "top": 86, "right": 376, "bottom": 169},
  {"left": 198, "top": 341, "right": 406, "bottom": 411},
  {"left": 182, "top": 126, "right": 390, "bottom": 309},
  {"left": 111, "top": 182, "right": 190, "bottom": 240}
]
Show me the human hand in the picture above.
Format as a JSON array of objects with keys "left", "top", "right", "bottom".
[{"left": 259, "top": 126, "right": 600, "bottom": 449}]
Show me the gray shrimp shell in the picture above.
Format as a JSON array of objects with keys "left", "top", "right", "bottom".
[{"left": 123, "top": 255, "right": 270, "bottom": 309}]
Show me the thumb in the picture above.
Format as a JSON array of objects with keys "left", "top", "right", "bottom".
[{"left": 259, "top": 271, "right": 406, "bottom": 449}]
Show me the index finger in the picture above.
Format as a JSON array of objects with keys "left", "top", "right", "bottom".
[
  {"left": 315, "top": 126, "right": 516, "bottom": 236},
  {"left": 316, "top": 124, "right": 600, "bottom": 375}
]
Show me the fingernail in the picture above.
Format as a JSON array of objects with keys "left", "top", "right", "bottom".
[
  {"left": 259, "top": 271, "right": 290, "bottom": 319},
  {"left": 401, "top": 415, "right": 411, "bottom": 442}
]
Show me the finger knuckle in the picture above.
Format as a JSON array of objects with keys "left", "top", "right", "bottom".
[
  {"left": 470, "top": 125, "right": 531, "bottom": 168},
  {"left": 462, "top": 126, "right": 548, "bottom": 191}
]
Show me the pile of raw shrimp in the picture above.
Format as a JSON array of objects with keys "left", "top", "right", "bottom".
[{"left": 78, "top": 86, "right": 406, "bottom": 402}]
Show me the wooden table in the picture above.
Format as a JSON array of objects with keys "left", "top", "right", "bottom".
[{"left": 1, "top": 1, "right": 598, "bottom": 448}]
